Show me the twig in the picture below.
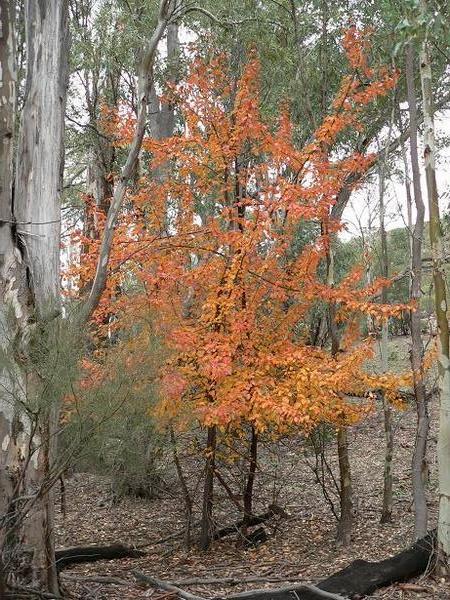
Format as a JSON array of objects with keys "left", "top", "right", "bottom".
[
  {"left": 136, "top": 526, "right": 190, "bottom": 548},
  {"left": 397, "top": 583, "right": 430, "bottom": 593},
  {"left": 173, "top": 576, "right": 307, "bottom": 586},
  {"left": 132, "top": 573, "right": 206, "bottom": 600},
  {"left": 61, "top": 573, "right": 128, "bottom": 586},
  {"left": 227, "top": 583, "right": 348, "bottom": 600}
]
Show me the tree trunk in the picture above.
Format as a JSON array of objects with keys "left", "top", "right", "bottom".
[
  {"left": 80, "top": 1, "right": 172, "bottom": 323},
  {"left": 0, "top": 0, "right": 69, "bottom": 593},
  {"left": 241, "top": 427, "right": 258, "bottom": 538},
  {"left": 336, "top": 427, "right": 353, "bottom": 546},
  {"left": 396, "top": 105, "right": 414, "bottom": 262},
  {"left": 0, "top": 0, "right": 18, "bottom": 589},
  {"left": 418, "top": 13, "right": 450, "bottom": 561},
  {"left": 325, "top": 241, "right": 353, "bottom": 546},
  {"left": 378, "top": 157, "right": 394, "bottom": 524},
  {"left": 170, "top": 426, "right": 193, "bottom": 547},
  {"left": 199, "top": 425, "right": 217, "bottom": 551},
  {"left": 405, "top": 42, "right": 429, "bottom": 540},
  {"left": 380, "top": 391, "right": 394, "bottom": 523}
]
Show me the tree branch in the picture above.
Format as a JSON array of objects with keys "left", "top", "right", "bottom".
[{"left": 78, "top": 0, "right": 173, "bottom": 324}]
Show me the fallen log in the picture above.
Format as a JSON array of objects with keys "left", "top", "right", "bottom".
[
  {"left": 55, "top": 544, "right": 145, "bottom": 571},
  {"left": 173, "top": 576, "right": 308, "bottom": 586},
  {"left": 315, "top": 530, "right": 436, "bottom": 598},
  {"left": 228, "top": 531, "right": 436, "bottom": 600}
]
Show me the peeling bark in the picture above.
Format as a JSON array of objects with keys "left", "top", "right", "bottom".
[{"left": 0, "top": 0, "right": 68, "bottom": 593}]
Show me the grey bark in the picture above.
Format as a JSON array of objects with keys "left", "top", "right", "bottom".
[
  {"left": 336, "top": 426, "right": 353, "bottom": 546},
  {"left": 199, "top": 424, "right": 217, "bottom": 550},
  {"left": 376, "top": 106, "right": 396, "bottom": 525},
  {"left": 0, "top": 0, "right": 69, "bottom": 593},
  {"left": 405, "top": 42, "right": 429, "bottom": 540},
  {"left": 378, "top": 164, "right": 394, "bottom": 524},
  {"left": 418, "top": 7, "right": 450, "bottom": 559},
  {"left": 15, "top": 0, "right": 68, "bottom": 317},
  {"left": 0, "top": 0, "right": 18, "bottom": 590}
]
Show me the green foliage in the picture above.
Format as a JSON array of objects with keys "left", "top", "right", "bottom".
[{"left": 60, "top": 317, "right": 171, "bottom": 499}]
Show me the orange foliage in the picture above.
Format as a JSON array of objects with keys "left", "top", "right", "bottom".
[{"left": 67, "top": 32, "right": 413, "bottom": 435}]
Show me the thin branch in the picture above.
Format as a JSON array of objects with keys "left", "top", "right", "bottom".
[
  {"left": 178, "top": 5, "right": 286, "bottom": 31},
  {"left": 132, "top": 573, "right": 205, "bottom": 600},
  {"left": 78, "top": 0, "right": 173, "bottom": 323}
]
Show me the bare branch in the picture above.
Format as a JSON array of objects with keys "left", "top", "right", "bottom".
[
  {"left": 177, "top": 4, "right": 285, "bottom": 31},
  {"left": 78, "top": 0, "right": 173, "bottom": 323}
]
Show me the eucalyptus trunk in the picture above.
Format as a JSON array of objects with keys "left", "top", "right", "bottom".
[
  {"left": 0, "top": 0, "right": 68, "bottom": 592},
  {"left": 406, "top": 42, "right": 429, "bottom": 540},
  {"left": 419, "top": 23, "right": 450, "bottom": 559}
]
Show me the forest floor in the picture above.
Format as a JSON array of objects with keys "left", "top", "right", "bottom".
[{"left": 55, "top": 337, "right": 450, "bottom": 600}]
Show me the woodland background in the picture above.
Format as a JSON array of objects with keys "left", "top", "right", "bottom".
[{"left": 1, "top": 1, "right": 450, "bottom": 599}]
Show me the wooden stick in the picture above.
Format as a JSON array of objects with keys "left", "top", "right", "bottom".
[
  {"left": 173, "top": 576, "right": 306, "bottom": 586},
  {"left": 226, "top": 583, "right": 347, "bottom": 600},
  {"left": 61, "top": 574, "right": 128, "bottom": 586},
  {"left": 397, "top": 583, "right": 430, "bottom": 593},
  {"left": 133, "top": 572, "right": 206, "bottom": 600}
]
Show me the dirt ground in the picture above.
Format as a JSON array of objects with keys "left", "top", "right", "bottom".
[{"left": 55, "top": 338, "right": 450, "bottom": 600}]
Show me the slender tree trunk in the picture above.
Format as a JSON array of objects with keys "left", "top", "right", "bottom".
[
  {"left": 418, "top": 18, "right": 450, "bottom": 560},
  {"left": 405, "top": 43, "right": 429, "bottom": 540},
  {"left": 324, "top": 242, "right": 354, "bottom": 546},
  {"left": 170, "top": 426, "right": 192, "bottom": 547},
  {"left": 397, "top": 105, "right": 414, "bottom": 262},
  {"left": 80, "top": 1, "right": 172, "bottom": 323},
  {"left": 199, "top": 425, "right": 217, "bottom": 550},
  {"left": 378, "top": 157, "right": 394, "bottom": 524},
  {"left": 241, "top": 427, "right": 258, "bottom": 538},
  {"left": 380, "top": 391, "right": 394, "bottom": 523},
  {"left": 336, "top": 427, "right": 353, "bottom": 546}
]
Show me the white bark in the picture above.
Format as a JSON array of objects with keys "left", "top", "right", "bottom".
[
  {"left": 418, "top": 15, "right": 450, "bottom": 559},
  {"left": 0, "top": 0, "right": 69, "bottom": 592},
  {"left": 15, "top": 0, "right": 68, "bottom": 317}
]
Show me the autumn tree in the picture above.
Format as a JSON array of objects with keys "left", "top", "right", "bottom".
[{"left": 68, "top": 29, "right": 417, "bottom": 550}]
